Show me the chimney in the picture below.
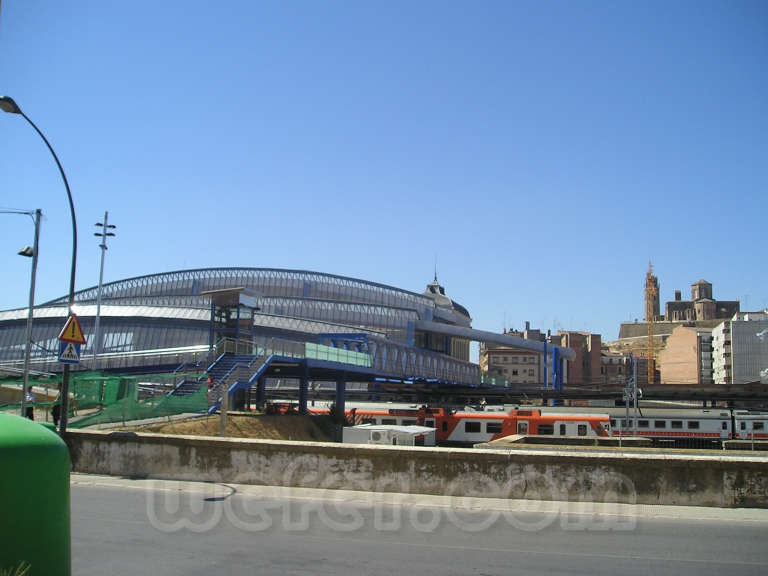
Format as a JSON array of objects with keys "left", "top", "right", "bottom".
[{"left": 675, "top": 290, "right": 681, "bottom": 301}]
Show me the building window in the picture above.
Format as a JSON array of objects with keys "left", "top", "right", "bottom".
[
  {"left": 512, "top": 370, "right": 518, "bottom": 376},
  {"left": 528, "top": 369, "right": 535, "bottom": 376},
  {"left": 465, "top": 421, "right": 481, "bottom": 433}
]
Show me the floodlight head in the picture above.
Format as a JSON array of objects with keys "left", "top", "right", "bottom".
[
  {"left": 18, "top": 246, "right": 34, "bottom": 257},
  {"left": 0, "top": 96, "right": 22, "bottom": 114},
  {"left": 757, "top": 329, "right": 768, "bottom": 341}
]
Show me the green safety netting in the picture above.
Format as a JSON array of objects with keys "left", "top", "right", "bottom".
[
  {"left": 1, "top": 371, "right": 207, "bottom": 427},
  {"left": 69, "top": 382, "right": 207, "bottom": 428}
]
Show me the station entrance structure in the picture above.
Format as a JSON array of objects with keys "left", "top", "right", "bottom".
[{"left": 0, "top": 267, "right": 576, "bottom": 413}]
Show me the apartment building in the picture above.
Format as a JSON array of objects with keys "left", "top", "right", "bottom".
[
  {"left": 658, "top": 325, "right": 713, "bottom": 384},
  {"left": 712, "top": 311, "right": 768, "bottom": 384}
]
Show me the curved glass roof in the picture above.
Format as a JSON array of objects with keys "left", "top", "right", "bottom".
[{"left": 44, "top": 267, "right": 447, "bottom": 310}]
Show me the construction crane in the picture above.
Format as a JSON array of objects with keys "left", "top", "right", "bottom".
[{"left": 645, "top": 262, "right": 658, "bottom": 384}]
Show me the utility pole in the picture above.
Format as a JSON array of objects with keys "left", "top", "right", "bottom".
[{"left": 93, "top": 212, "right": 116, "bottom": 359}]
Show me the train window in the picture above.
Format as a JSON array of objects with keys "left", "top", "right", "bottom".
[
  {"left": 381, "top": 418, "right": 396, "bottom": 425},
  {"left": 638, "top": 420, "right": 649, "bottom": 428},
  {"left": 486, "top": 422, "right": 502, "bottom": 434},
  {"left": 671, "top": 421, "right": 683, "bottom": 429},
  {"left": 610, "top": 419, "right": 617, "bottom": 428},
  {"left": 402, "top": 419, "right": 417, "bottom": 426},
  {"left": 559, "top": 424, "right": 566, "bottom": 435},
  {"left": 754, "top": 422, "right": 765, "bottom": 431},
  {"left": 741, "top": 422, "right": 746, "bottom": 430},
  {"left": 621, "top": 419, "right": 628, "bottom": 427},
  {"left": 577, "top": 424, "right": 587, "bottom": 436},
  {"left": 442, "top": 422, "right": 448, "bottom": 432},
  {"left": 362, "top": 418, "right": 376, "bottom": 425},
  {"left": 722, "top": 422, "right": 727, "bottom": 430},
  {"left": 538, "top": 424, "right": 554, "bottom": 435},
  {"left": 425, "top": 420, "right": 434, "bottom": 427},
  {"left": 465, "top": 422, "right": 481, "bottom": 433},
  {"left": 654, "top": 421, "right": 666, "bottom": 429},
  {"left": 688, "top": 421, "right": 700, "bottom": 429}
]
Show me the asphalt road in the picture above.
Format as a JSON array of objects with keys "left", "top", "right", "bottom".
[{"left": 71, "top": 474, "right": 768, "bottom": 576}]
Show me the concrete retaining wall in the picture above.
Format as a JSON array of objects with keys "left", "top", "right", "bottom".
[{"left": 64, "top": 430, "right": 768, "bottom": 508}]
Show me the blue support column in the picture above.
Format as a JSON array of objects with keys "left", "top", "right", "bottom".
[
  {"left": 256, "top": 375, "right": 266, "bottom": 409},
  {"left": 235, "top": 304, "right": 241, "bottom": 340},
  {"left": 299, "top": 361, "right": 309, "bottom": 414},
  {"left": 557, "top": 357, "right": 564, "bottom": 390},
  {"left": 552, "top": 348, "right": 559, "bottom": 390},
  {"left": 543, "top": 342, "right": 548, "bottom": 389},
  {"left": 208, "top": 300, "right": 215, "bottom": 353},
  {"left": 336, "top": 373, "right": 347, "bottom": 420}
]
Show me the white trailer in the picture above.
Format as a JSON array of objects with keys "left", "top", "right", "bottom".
[{"left": 342, "top": 424, "right": 436, "bottom": 446}]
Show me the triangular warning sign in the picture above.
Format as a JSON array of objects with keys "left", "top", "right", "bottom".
[
  {"left": 58, "top": 314, "right": 87, "bottom": 344},
  {"left": 59, "top": 342, "right": 80, "bottom": 362}
]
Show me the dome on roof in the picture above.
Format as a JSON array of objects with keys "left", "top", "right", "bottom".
[{"left": 423, "top": 275, "right": 471, "bottom": 321}]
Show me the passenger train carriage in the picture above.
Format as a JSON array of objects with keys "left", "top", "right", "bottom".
[
  {"left": 602, "top": 408, "right": 732, "bottom": 441},
  {"left": 548, "top": 407, "right": 768, "bottom": 444},
  {"left": 311, "top": 405, "right": 611, "bottom": 445},
  {"left": 305, "top": 402, "right": 768, "bottom": 446}
]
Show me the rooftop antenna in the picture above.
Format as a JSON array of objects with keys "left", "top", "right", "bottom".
[{"left": 434, "top": 253, "right": 438, "bottom": 283}]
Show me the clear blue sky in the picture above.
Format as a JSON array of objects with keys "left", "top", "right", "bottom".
[{"left": 1, "top": 0, "right": 766, "bottom": 343}]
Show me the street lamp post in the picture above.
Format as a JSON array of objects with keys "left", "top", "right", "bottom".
[
  {"left": 93, "top": 211, "right": 116, "bottom": 359},
  {"left": 1, "top": 208, "right": 42, "bottom": 418},
  {"left": 1, "top": 95, "right": 78, "bottom": 434},
  {"left": 20, "top": 209, "right": 42, "bottom": 419}
]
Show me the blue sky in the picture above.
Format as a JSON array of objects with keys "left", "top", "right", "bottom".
[{"left": 1, "top": 0, "right": 766, "bottom": 343}]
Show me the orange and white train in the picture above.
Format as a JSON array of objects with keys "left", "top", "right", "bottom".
[{"left": 311, "top": 405, "right": 611, "bottom": 445}]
